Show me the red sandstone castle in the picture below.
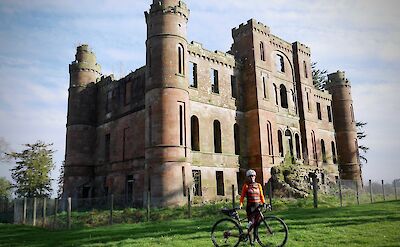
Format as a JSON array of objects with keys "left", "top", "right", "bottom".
[{"left": 64, "top": 0, "right": 361, "bottom": 206}]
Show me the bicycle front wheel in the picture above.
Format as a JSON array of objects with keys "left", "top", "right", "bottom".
[
  {"left": 255, "top": 216, "right": 288, "bottom": 247},
  {"left": 211, "top": 218, "right": 243, "bottom": 247}
]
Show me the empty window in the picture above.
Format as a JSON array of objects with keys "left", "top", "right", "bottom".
[
  {"left": 106, "top": 90, "right": 113, "bottom": 113},
  {"left": 327, "top": 105, "right": 332, "bottom": 122},
  {"left": 126, "top": 175, "right": 134, "bottom": 203},
  {"left": 192, "top": 170, "right": 202, "bottom": 196},
  {"left": 125, "top": 81, "right": 132, "bottom": 105},
  {"left": 285, "top": 129, "right": 294, "bottom": 157},
  {"left": 260, "top": 42, "right": 265, "bottom": 61},
  {"left": 306, "top": 92, "right": 310, "bottom": 111},
  {"left": 278, "top": 130, "right": 283, "bottom": 157},
  {"left": 182, "top": 166, "right": 186, "bottom": 196},
  {"left": 189, "top": 62, "right": 197, "bottom": 88},
  {"left": 213, "top": 120, "right": 222, "bottom": 153},
  {"left": 179, "top": 103, "right": 186, "bottom": 146},
  {"left": 216, "top": 171, "right": 225, "bottom": 196},
  {"left": 191, "top": 116, "right": 200, "bottom": 151},
  {"left": 276, "top": 54, "right": 285, "bottom": 72},
  {"left": 262, "top": 75, "right": 267, "bottom": 99},
  {"left": 303, "top": 61, "right": 308, "bottom": 78},
  {"left": 178, "top": 44, "right": 184, "bottom": 75},
  {"left": 295, "top": 133, "right": 301, "bottom": 159},
  {"left": 331, "top": 141, "right": 337, "bottom": 164},
  {"left": 211, "top": 69, "right": 219, "bottom": 93},
  {"left": 316, "top": 102, "right": 322, "bottom": 120},
  {"left": 321, "top": 139, "right": 326, "bottom": 162},
  {"left": 267, "top": 121, "right": 273, "bottom": 157},
  {"left": 234, "top": 124, "right": 240, "bottom": 155},
  {"left": 311, "top": 131, "right": 317, "bottom": 160},
  {"left": 273, "top": 84, "right": 278, "bottom": 105},
  {"left": 231, "top": 75, "right": 237, "bottom": 98},
  {"left": 105, "top": 134, "right": 110, "bottom": 162},
  {"left": 280, "top": 84, "right": 288, "bottom": 108}
]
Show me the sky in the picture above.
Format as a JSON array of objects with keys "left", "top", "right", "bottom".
[{"left": 0, "top": 0, "right": 399, "bottom": 195}]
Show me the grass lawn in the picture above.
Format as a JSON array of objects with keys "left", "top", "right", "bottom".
[{"left": 0, "top": 200, "right": 399, "bottom": 247}]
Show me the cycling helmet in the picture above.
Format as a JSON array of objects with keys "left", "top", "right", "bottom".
[{"left": 246, "top": 169, "right": 256, "bottom": 177}]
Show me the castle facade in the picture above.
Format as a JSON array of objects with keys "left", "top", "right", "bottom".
[{"left": 63, "top": 0, "right": 361, "bottom": 206}]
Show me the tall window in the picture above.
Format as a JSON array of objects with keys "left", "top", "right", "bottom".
[
  {"left": 278, "top": 130, "right": 283, "bottom": 157},
  {"left": 126, "top": 175, "right": 134, "bottom": 203},
  {"left": 316, "top": 102, "right": 322, "bottom": 120},
  {"left": 311, "top": 131, "right": 317, "bottom": 160},
  {"left": 267, "top": 121, "right": 273, "bottom": 157},
  {"left": 234, "top": 124, "right": 240, "bottom": 155},
  {"left": 192, "top": 170, "right": 202, "bottom": 196},
  {"left": 178, "top": 44, "right": 184, "bottom": 75},
  {"left": 213, "top": 120, "right": 222, "bottom": 153},
  {"left": 182, "top": 166, "right": 186, "bottom": 196},
  {"left": 276, "top": 54, "right": 285, "bottom": 72},
  {"left": 327, "top": 105, "right": 332, "bottom": 122},
  {"left": 295, "top": 133, "right": 301, "bottom": 159},
  {"left": 178, "top": 102, "right": 186, "bottom": 146},
  {"left": 285, "top": 129, "right": 293, "bottom": 157},
  {"left": 306, "top": 92, "right": 310, "bottom": 111},
  {"left": 124, "top": 81, "right": 132, "bottom": 105},
  {"left": 189, "top": 62, "right": 197, "bottom": 88},
  {"left": 191, "top": 116, "right": 200, "bottom": 151},
  {"left": 273, "top": 84, "right": 278, "bottom": 105},
  {"left": 231, "top": 75, "right": 237, "bottom": 98},
  {"left": 280, "top": 84, "right": 288, "bottom": 108},
  {"left": 260, "top": 42, "right": 265, "bottom": 61},
  {"left": 303, "top": 61, "right": 308, "bottom": 78},
  {"left": 262, "top": 75, "right": 267, "bottom": 99},
  {"left": 105, "top": 134, "right": 111, "bottom": 162},
  {"left": 331, "top": 141, "right": 337, "bottom": 164},
  {"left": 321, "top": 139, "right": 326, "bottom": 162},
  {"left": 123, "top": 127, "right": 129, "bottom": 160},
  {"left": 211, "top": 69, "right": 219, "bottom": 93},
  {"left": 216, "top": 171, "right": 225, "bottom": 196}
]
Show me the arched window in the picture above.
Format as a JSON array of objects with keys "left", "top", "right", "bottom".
[
  {"left": 278, "top": 130, "right": 283, "bottom": 157},
  {"left": 262, "top": 75, "right": 267, "bottom": 99},
  {"left": 178, "top": 44, "right": 184, "bottom": 75},
  {"left": 331, "top": 141, "right": 337, "bottom": 164},
  {"left": 280, "top": 84, "right": 288, "bottom": 108},
  {"left": 295, "top": 133, "right": 301, "bottom": 159},
  {"left": 285, "top": 129, "right": 293, "bottom": 157},
  {"left": 273, "top": 84, "right": 278, "bottom": 105},
  {"left": 311, "top": 131, "right": 317, "bottom": 160},
  {"left": 267, "top": 121, "right": 273, "bottom": 156},
  {"left": 191, "top": 116, "right": 200, "bottom": 151},
  {"left": 276, "top": 54, "right": 285, "bottom": 72},
  {"left": 214, "top": 120, "right": 222, "bottom": 153},
  {"left": 260, "top": 42, "right": 265, "bottom": 61},
  {"left": 303, "top": 61, "right": 308, "bottom": 78},
  {"left": 321, "top": 139, "right": 326, "bottom": 162},
  {"left": 234, "top": 124, "right": 240, "bottom": 155}
]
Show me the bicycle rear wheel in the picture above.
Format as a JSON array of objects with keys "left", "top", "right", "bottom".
[
  {"left": 211, "top": 218, "right": 243, "bottom": 247},
  {"left": 255, "top": 216, "right": 288, "bottom": 247}
]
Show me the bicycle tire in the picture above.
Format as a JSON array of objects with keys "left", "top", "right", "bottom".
[
  {"left": 255, "top": 216, "right": 288, "bottom": 247},
  {"left": 211, "top": 218, "right": 243, "bottom": 247}
]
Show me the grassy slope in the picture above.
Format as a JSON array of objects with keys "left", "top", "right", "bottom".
[{"left": 0, "top": 200, "right": 399, "bottom": 247}]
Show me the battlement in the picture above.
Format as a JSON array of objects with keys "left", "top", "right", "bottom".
[
  {"left": 326, "top": 71, "right": 351, "bottom": 89},
  {"left": 232, "top": 19, "right": 270, "bottom": 39},
  {"left": 292, "top": 41, "right": 311, "bottom": 57},
  {"left": 188, "top": 41, "right": 236, "bottom": 68},
  {"left": 269, "top": 34, "right": 293, "bottom": 53},
  {"left": 147, "top": 0, "right": 189, "bottom": 20},
  {"left": 69, "top": 44, "right": 101, "bottom": 75}
]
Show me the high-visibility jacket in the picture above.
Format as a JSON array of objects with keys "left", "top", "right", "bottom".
[{"left": 240, "top": 182, "right": 265, "bottom": 207}]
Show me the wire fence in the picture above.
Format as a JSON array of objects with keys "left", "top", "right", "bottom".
[{"left": 0, "top": 178, "right": 398, "bottom": 229}]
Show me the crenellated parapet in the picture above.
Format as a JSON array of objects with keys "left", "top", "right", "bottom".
[
  {"left": 292, "top": 41, "right": 311, "bottom": 57},
  {"left": 270, "top": 34, "right": 293, "bottom": 54},
  {"left": 232, "top": 19, "right": 270, "bottom": 40},
  {"left": 145, "top": 0, "right": 189, "bottom": 22},
  {"left": 69, "top": 44, "right": 101, "bottom": 77},
  {"left": 188, "top": 41, "right": 237, "bottom": 69},
  {"left": 326, "top": 71, "right": 351, "bottom": 89}
]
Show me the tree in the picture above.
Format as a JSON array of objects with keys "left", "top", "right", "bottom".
[
  {"left": 356, "top": 121, "right": 369, "bottom": 165},
  {"left": 0, "top": 137, "right": 11, "bottom": 162},
  {"left": 311, "top": 62, "right": 328, "bottom": 90},
  {"left": 0, "top": 177, "right": 12, "bottom": 199},
  {"left": 6, "top": 141, "right": 55, "bottom": 198},
  {"left": 57, "top": 161, "right": 65, "bottom": 199}
]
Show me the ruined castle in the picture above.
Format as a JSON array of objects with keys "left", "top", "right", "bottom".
[{"left": 63, "top": 0, "right": 361, "bottom": 206}]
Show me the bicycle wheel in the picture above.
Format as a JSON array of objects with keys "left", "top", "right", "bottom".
[
  {"left": 211, "top": 218, "right": 243, "bottom": 247},
  {"left": 255, "top": 216, "right": 288, "bottom": 247}
]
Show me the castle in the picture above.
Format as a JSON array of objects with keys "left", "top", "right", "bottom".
[{"left": 63, "top": 0, "right": 361, "bottom": 206}]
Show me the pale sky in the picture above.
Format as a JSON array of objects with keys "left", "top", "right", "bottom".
[{"left": 0, "top": 0, "right": 399, "bottom": 194}]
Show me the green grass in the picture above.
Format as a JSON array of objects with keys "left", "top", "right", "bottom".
[{"left": 1, "top": 200, "right": 399, "bottom": 247}]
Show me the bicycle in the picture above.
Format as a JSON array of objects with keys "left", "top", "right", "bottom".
[{"left": 211, "top": 204, "right": 288, "bottom": 247}]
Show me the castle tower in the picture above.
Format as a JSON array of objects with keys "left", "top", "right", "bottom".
[
  {"left": 325, "top": 71, "right": 361, "bottom": 183},
  {"left": 64, "top": 44, "right": 101, "bottom": 198},
  {"left": 144, "top": 0, "right": 191, "bottom": 206}
]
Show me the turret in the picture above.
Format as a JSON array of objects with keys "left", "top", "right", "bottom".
[
  {"left": 144, "top": 0, "right": 191, "bottom": 206},
  {"left": 325, "top": 71, "right": 361, "bottom": 183},
  {"left": 64, "top": 44, "right": 101, "bottom": 198}
]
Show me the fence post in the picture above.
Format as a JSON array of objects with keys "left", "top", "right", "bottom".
[
  {"left": 338, "top": 179, "right": 343, "bottom": 207},
  {"left": 53, "top": 199, "right": 58, "bottom": 230},
  {"left": 42, "top": 198, "right": 47, "bottom": 227},
  {"left": 23, "top": 198, "right": 27, "bottom": 224},
  {"left": 232, "top": 185, "right": 235, "bottom": 208},
  {"left": 109, "top": 194, "right": 114, "bottom": 225},
  {"left": 382, "top": 180, "right": 385, "bottom": 201},
  {"left": 356, "top": 182, "right": 360, "bottom": 205},
  {"left": 33, "top": 197, "right": 37, "bottom": 226},
  {"left": 312, "top": 175, "right": 318, "bottom": 208},
  {"left": 369, "top": 180, "right": 373, "bottom": 203},
  {"left": 394, "top": 180, "right": 398, "bottom": 200},
  {"left": 67, "top": 197, "right": 71, "bottom": 229},
  {"left": 187, "top": 187, "right": 191, "bottom": 219},
  {"left": 147, "top": 191, "right": 150, "bottom": 222}
]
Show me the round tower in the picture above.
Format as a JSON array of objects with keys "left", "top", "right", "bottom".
[
  {"left": 325, "top": 71, "right": 361, "bottom": 183},
  {"left": 144, "top": 0, "right": 191, "bottom": 206},
  {"left": 64, "top": 44, "right": 101, "bottom": 198}
]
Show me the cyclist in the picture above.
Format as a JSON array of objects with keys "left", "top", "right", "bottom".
[{"left": 239, "top": 169, "right": 266, "bottom": 245}]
